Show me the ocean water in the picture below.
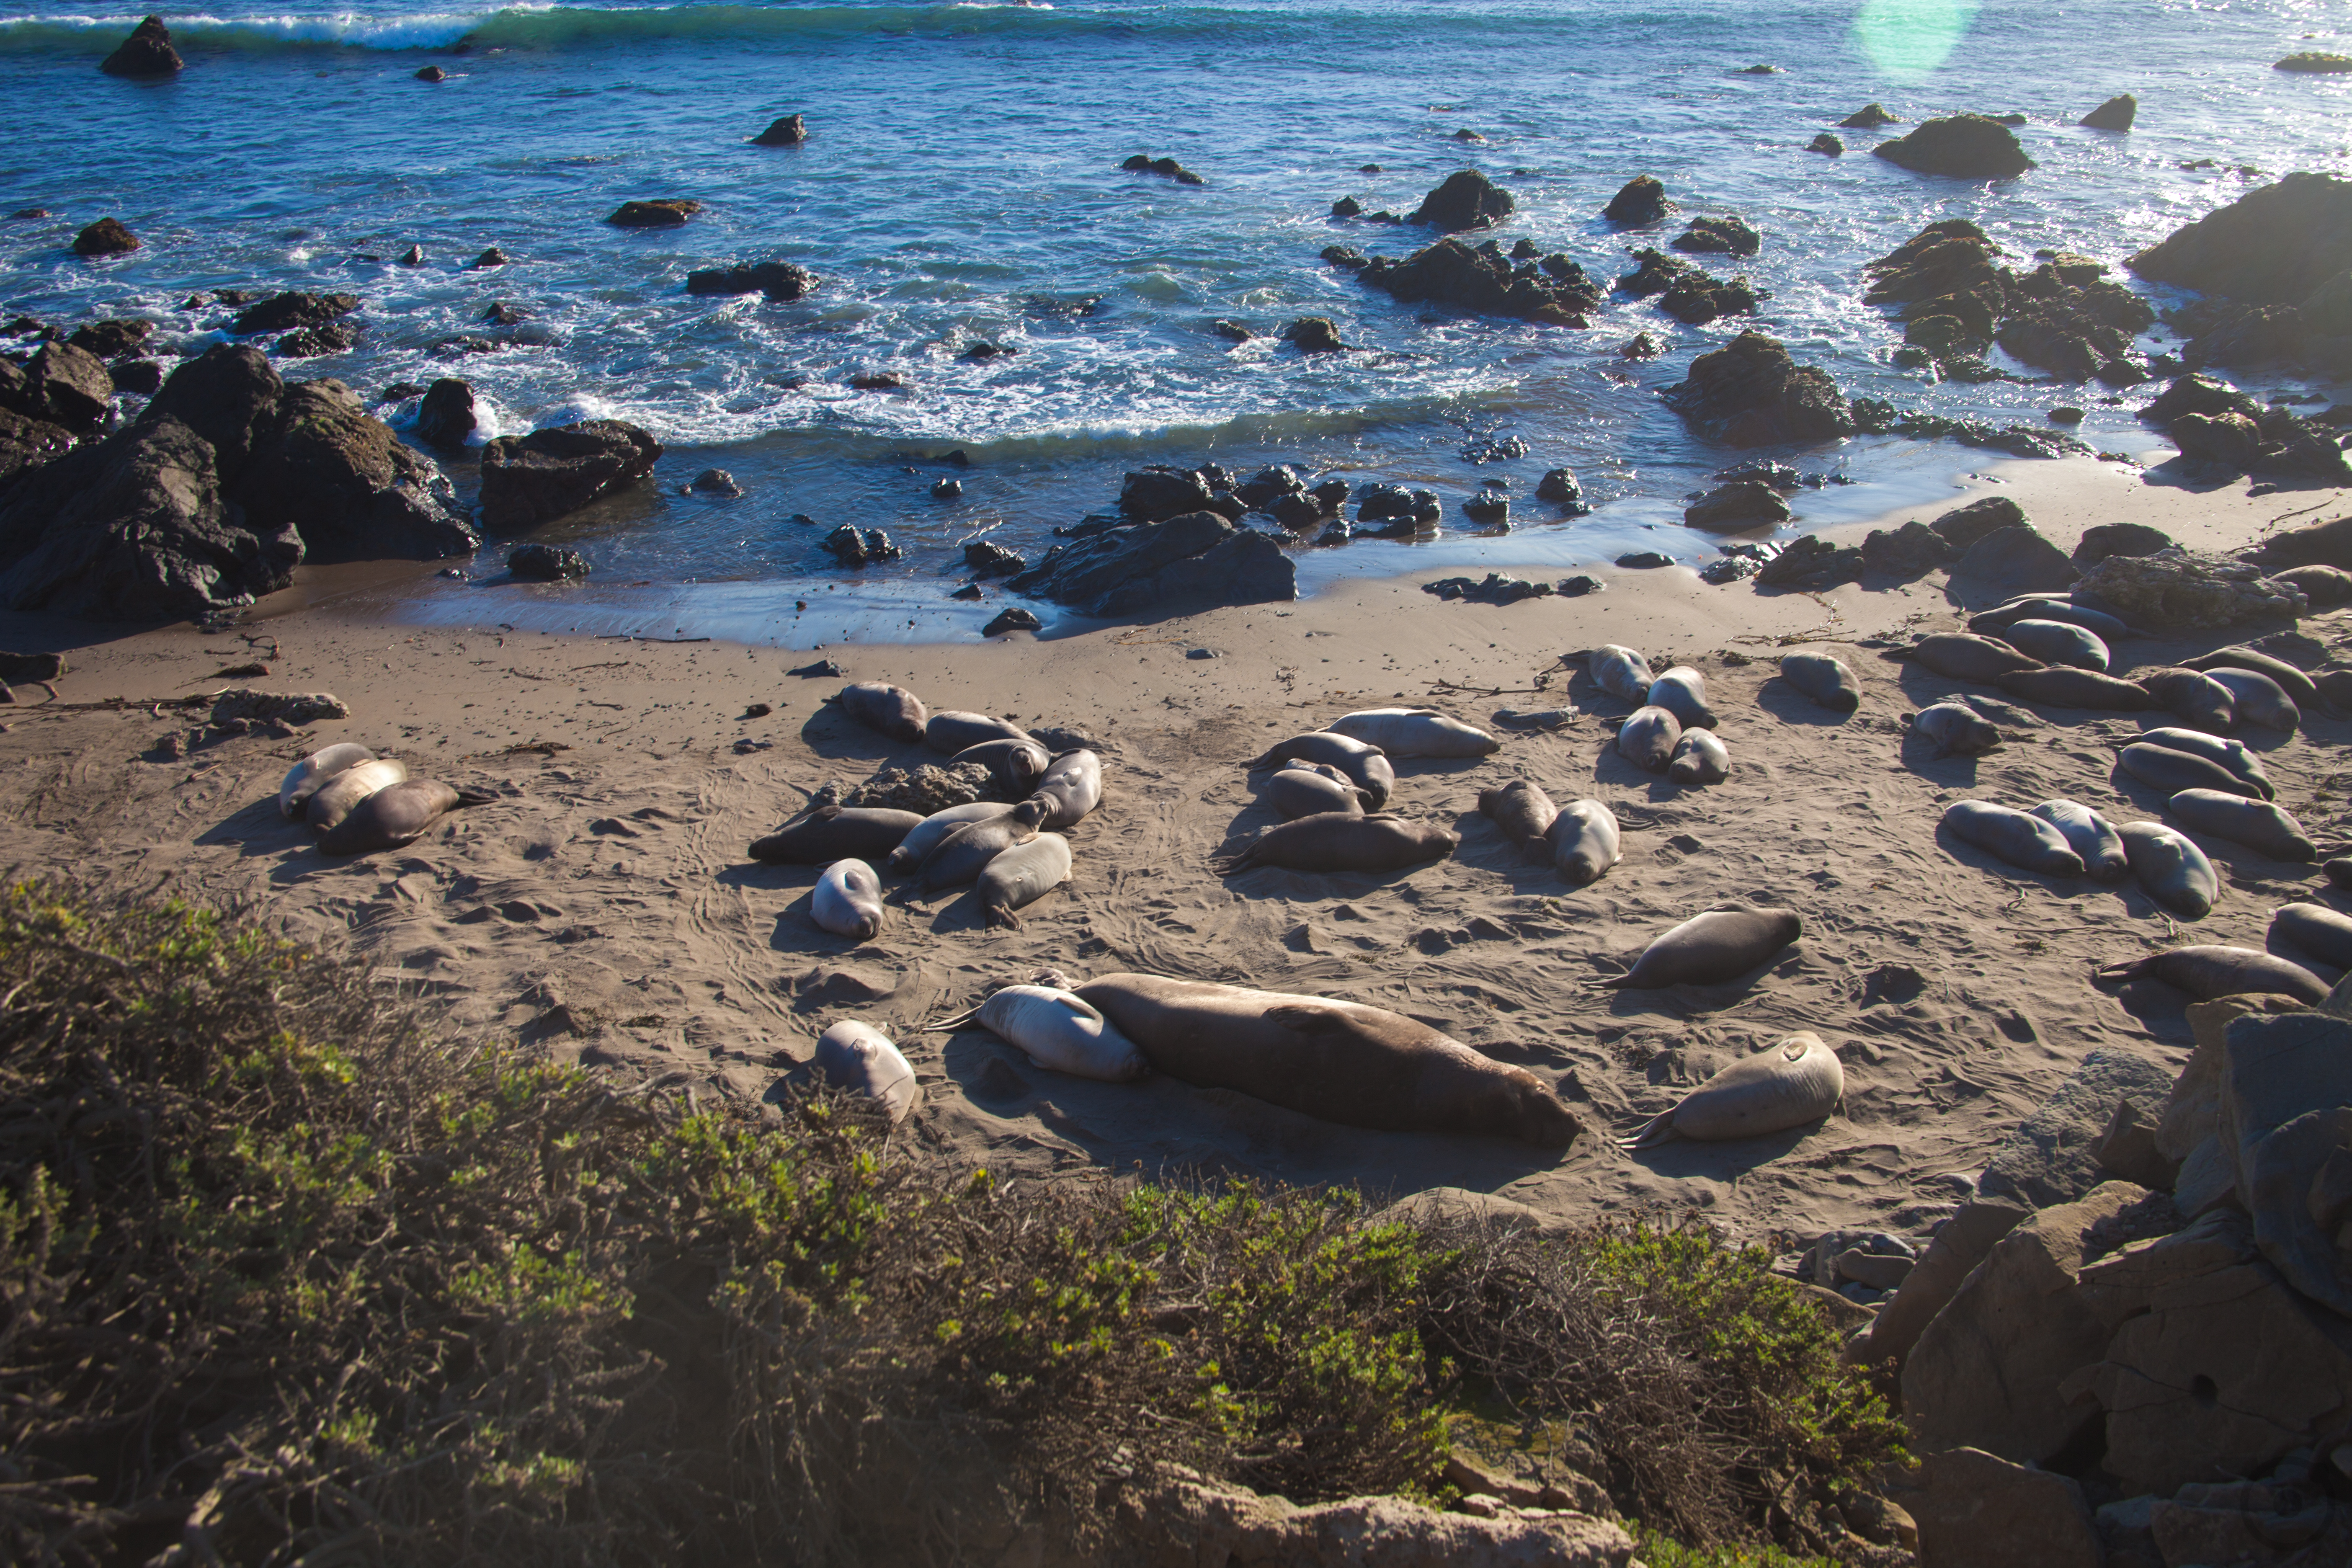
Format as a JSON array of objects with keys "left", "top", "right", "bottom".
[{"left": 1, "top": 0, "right": 2346, "bottom": 642}]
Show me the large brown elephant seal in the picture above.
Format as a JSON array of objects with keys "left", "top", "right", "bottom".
[
  {"left": 2202, "top": 667, "right": 2299, "bottom": 732},
  {"left": 1942, "top": 801, "right": 2083, "bottom": 876},
  {"left": 1625, "top": 1032, "right": 1844, "bottom": 1148},
  {"left": 2185, "top": 645, "right": 2321, "bottom": 710},
  {"left": 1603, "top": 908, "right": 1803, "bottom": 988},
  {"left": 1071, "top": 972, "right": 1578, "bottom": 1146},
  {"left": 1999, "top": 619, "right": 2109, "bottom": 671},
  {"left": 2119, "top": 742, "right": 2261, "bottom": 800},
  {"left": 306, "top": 758, "right": 407, "bottom": 832},
  {"left": 2273, "top": 903, "right": 2352, "bottom": 971},
  {"left": 976, "top": 832, "right": 1070, "bottom": 929},
  {"left": 1667, "top": 727, "right": 1728, "bottom": 785},
  {"left": 2135, "top": 667, "right": 2235, "bottom": 732},
  {"left": 813, "top": 1021, "right": 922, "bottom": 1123},
  {"left": 889, "top": 802, "right": 1014, "bottom": 873},
  {"left": 913, "top": 798, "right": 1047, "bottom": 892},
  {"left": 1215, "top": 812, "right": 1457, "bottom": 875},
  {"left": 279, "top": 742, "right": 375, "bottom": 819},
  {"left": 836, "top": 681, "right": 928, "bottom": 743},
  {"left": 1547, "top": 799, "right": 1620, "bottom": 885},
  {"left": 1245, "top": 731, "right": 1393, "bottom": 808},
  {"left": 318, "top": 779, "right": 488, "bottom": 856},
  {"left": 1901, "top": 632, "right": 2042, "bottom": 683},
  {"left": 1644, "top": 665, "right": 1716, "bottom": 728},
  {"left": 2117, "top": 820, "right": 2220, "bottom": 920},
  {"left": 1904, "top": 702, "right": 2001, "bottom": 758},
  {"left": 950, "top": 737, "right": 1049, "bottom": 797},
  {"left": 2167, "top": 789, "right": 2316, "bottom": 861},
  {"left": 1326, "top": 708, "right": 1499, "bottom": 757},
  {"left": 2138, "top": 728, "right": 2275, "bottom": 799},
  {"left": 751, "top": 804, "right": 925, "bottom": 864},
  {"left": 1996, "top": 666, "right": 2155, "bottom": 711},
  {"left": 2096, "top": 945, "right": 2329, "bottom": 1005},
  {"left": 2030, "top": 799, "right": 2130, "bottom": 881},
  {"left": 1026, "top": 749, "right": 1102, "bottom": 829},
  {"left": 1478, "top": 780, "right": 1557, "bottom": 859},
  {"left": 924, "top": 709, "right": 1031, "bottom": 752},
  {"left": 1267, "top": 760, "right": 1368, "bottom": 819}
]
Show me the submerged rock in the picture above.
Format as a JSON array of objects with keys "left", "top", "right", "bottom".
[
  {"left": 231, "top": 292, "right": 358, "bottom": 336},
  {"left": 478, "top": 420, "right": 663, "bottom": 531},
  {"left": 751, "top": 113, "right": 808, "bottom": 145},
  {"left": 823, "top": 525, "right": 901, "bottom": 565},
  {"left": 1871, "top": 115, "right": 2035, "bottom": 179},
  {"left": 509, "top": 543, "right": 588, "bottom": 581},
  {"left": 2079, "top": 93, "right": 2137, "bottom": 131},
  {"left": 685, "top": 260, "right": 820, "bottom": 299},
  {"left": 607, "top": 199, "right": 701, "bottom": 228},
  {"left": 414, "top": 378, "right": 476, "bottom": 449},
  {"left": 1354, "top": 238, "right": 1599, "bottom": 325},
  {"left": 1670, "top": 215, "right": 1760, "bottom": 257},
  {"left": 1661, "top": 330, "right": 1856, "bottom": 447},
  {"left": 1808, "top": 132, "right": 1844, "bottom": 156},
  {"left": 72, "top": 217, "right": 140, "bottom": 257},
  {"left": 1121, "top": 154, "right": 1205, "bottom": 186},
  {"left": 1602, "top": 175, "right": 1671, "bottom": 225},
  {"left": 1406, "top": 169, "right": 1514, "bottom": 231},
  {"left": 1839, "top": 102, "right": 1898, "bottom": 128}
]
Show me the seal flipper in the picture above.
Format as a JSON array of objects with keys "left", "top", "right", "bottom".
[
  {"left": 455, "top": 788, "right": 498, "bottom": 809},
  {"left": 920, "top": 1006, "right": 984, "bottom": 1032},
  {"left": 1621, "top": 1109, "right": 1679, "bottom": 1149},
  {"left": 2094, "top": 957, "right": 2155, "bottom": 985}
]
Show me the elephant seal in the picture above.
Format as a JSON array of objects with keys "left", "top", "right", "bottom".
[
  {"left": 889, "top": 802, "right": 1014, "bottom": 873},
  {"left": 1026, "top": 749, "right": 1102, "bottom": 829},
  {"left": 1997, "top": 619, "right": 2109, "bottom": 672},
  {"left": 1780, "top": 652, "right": 1859, "bottom": 713},
  {"left": 2030, "top": 800, "right": 2130, "bottom": 881},
  {"left": 1327, "top": 708, "right": 1499, "bottom": 758},
  {"left": 2185, "top": 646, "right": 2321, "bottom": 710},
  {"left": 1645, "top": 666, "right": 1716, "bottom": 728},
  {"left": 977, "top": 832, "right": 1070, "bottom": 929},
  {"left": 2273, "top": 565, "right": 2352, "bottom": 610},
  {"left": 923, "top": 709, "right": 1030, "bottom": 752},
  {"left": 1478, "top": 780, "right": 1558, "bottom": 859},
  {"left": 2139, "top": 728, "right": 2275, "bottom": 799},
  {"left": 2119, "top": 742, "right": 2262, "bottom": 800},
  {"left": 279, "top": 743, "right": 375, "bottom": 819},
  {"left": 1625, "top": 1032, "right": 1844, "bottom": 1148},
  {"left": 812, "top": 858, "right": 887, "bottom": 940},
  {"left": 1590, "top": 645, "right": 1653, "bottom": 704},
  {"left": 1070, "top": 972, "right": 1578, "bottom": 1145},
  {"left": 2272, "top": 903, "right": 2352, "bottom": 970},
  {"left": 913, "top": 798, "right": 1047, "bottom": 892},
  {"left": 813, "top": 1020, "right": 922, "bottom": 1123},
  {"left": 318, "top": 779, "right": 486, "bottom": 856},
  {"left": 1904, "top": 702, "right": 2000, "bottom": 758},
  {"left": 1602, "top": 908, "right": 1802, "bottom": 988},
  {"left": 1246, "top": 732, "right": 1393, "bottom": 809},
  {"left": 1903, "top": 632, "right": 2043, "bottom": 683},
  {"left": 836, "top": 681, "right": 928, "bottom": 744},
  {"left": 306, "top": 758, "right": 407, "bottom": 832},
  {"left": 1668, "top": 728, "right": 1729, "bottom": 785},
  {"left": 2118, "top": 820, "right": 2220, "bottom": 919},
  {"left": 2203, "top": 668, "right": 2299, "bottom": 732},
  {"left": 1942, "top": 801, "right": 2084, "bottom": 876},
  {"left": 1996, "top": 666, "right": 2155, "bottom": 711},
  {"left": 1547, "top": 799, "right": 1620, "bottom": 885},
  {"left": 1267, "top": 760, "right": 1367, "bottom": 819},
  {"left": 2167, "top": 788, "right": 2316, "bottom": 861},
  {"left": 950, "top": 737, "right": 1050, "bottom": 797},
  {"left": 2097, "top": 945, "right": 2329, "bottom": 1005},
  {"left": 1617, "top": 705, "right": 1681, "bottom": 772},
  {"left": 925, "top": 980, "right": 1146, "bottom": 1081},
  {"left": 1216, "top": 812, "right": 1458, "bottom": 875},
  {"left": 751, "top": 804, "right": 925, "bottom": 864},
  {"left": 1969, "top": 597, "right": 2133, "bottom": 641},
  {"left": 2135, "top": 668, "right": 2235, "bottom": 733}
]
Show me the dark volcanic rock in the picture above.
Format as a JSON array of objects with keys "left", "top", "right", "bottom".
[
  {"left": 1006, "top": 510, "right": 1295, "bottom": 618},
  {"left": 2171, "top": 411, "right": 2262, "bottom": 469},
  {"left": 823, "top": 526, "right": 901, "bottom": 565},
  {"left": 0, "top": 342, "right": 113, "bottom": 432},
  {"left": 1755, "top": 535, "right": 1862, "bottom": 590},
  {"left": 100, "top": 15, "right": 182, "bottom": 78},
  {"left": 1423, "top": 573, "right": 1554, "bottom": 604},
  {"left": 2079, "top": 94, "right": 2136, "bottom": 131},
  {"left": 1671, "top": 216, "right": 1761, "bottom": 257},
  {"left": 2142, "top": 372, "right": 2262, "bottom": 427},
  {"left": 1862, "top": 519, "right": 1959, "bottom": 577},
  {"left": 1871, "top": 115, "right": 2035, "bottom": 179},
  {"left": 685, "top": 260, "right": 819, "bottom": 300},
  {"left": 1354, "top": 238, "right": 1599, "bottom": 325},
  {"left": 72, "top": 218, "right": 139, "bottom": 257},
  {"left": 1406, "top": 169, "right": 1514, "bottom": 232},
  {"left": 1461, "top": 492, "right": 1510, "bottom": 527},
  {"left": 964, "top": 540, "right": 1025, "bottom": 577},
  {"left": 509, "top": 543, "right": 588, "bottom": 581},
  {"left": 231, "top": 379, "right": 476, "bottom": 563},
  {"left": 2129, "top": 172, "right": 2352, "bottom": 329},
  {"left": 1354, "top": 483, "right": 1442, "bottom": 530},
  {"left": 1840, "top": 103, "right": 1898, "bottom": 128},
  {"left": 1661, "top": 331, "right": 1857, "bottom": 447},
  {"left": 1285, "top": 317, "right": 1348, "bottom": 353},
  {"left": 608, "top": 200, "right": 701, "bottom": 228},
  {"left": 2073, "top": 522, "right": 2173, "bottom": 567},
  {"left": 1929, "top": 496, "right": 2026, "bottom": 549},
  {"left": 415, "top": 65, "right": 446, "bottom": 82},
  {"left": 1954, "top": 524, "right": 2079, "bottom": 595},
  {"left": 67, "top": 319, "right": 152, "bottom": 359},
  {"left": 1683, "top": 480, "right": 1790, "bottom": 529},
  {"left": 0, "top": 408, "right": 73, "bottom": 493},
  {"left": 277, "top": 323, "right": 356, "bottom": 358},
  {"left": 1331, "top": 196, "right": 1363, "bottom": 217},
  {"left": 1658, "top": 271, "right": 1759, "bottom": 326},
  {"left": 751, "top": 114, "right": 807, "bottom": 146},
  {"left": 1321, "top": 245, "right": 1369, "bottom": 270},
  {"left": 982, "top": 606, "right": 1042, "bottom": 637},
  {"left": 1536, "top": 467, "right": 1586, "bottom": 511},
  {"left": 110, "top": 359, "right": 163, "bottom": 395},
  {"left": 232, "top": 292, "right": 358, "bottom": 336},
  {"left": 1617, "top": 248, "right": 1693, "bottom": 297},
  {"left": 2275, "top": 52, "right": 2352, "bottom": 73},
  {"left": 468, "top": 248, "right": 509, "bottom": 269},
  {"left": 414, "top": 378, "right": 476, "bottom": 449},
  {"left": 1809, "top": 133, "right": 1844, "bottom": 156},
  {"left": 1122, "top": 154, "right": 1205, "bottom": 186},
  {"left": 1603, "top": 175, "right": 1671, "bottom": 225},
  {"left": 1119, "top": 465, "right": 1215, "bottom": 521},
  {"left": 1863, "top": 219, "right": 2153, "bottom": 384},
  {"left": 478, "top": 420, "right": 663, "bottom": 531}
]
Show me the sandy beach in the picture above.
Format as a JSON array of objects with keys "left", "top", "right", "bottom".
[{"left": 0, "top": 453, "right": 2342, "bottom": 1253}]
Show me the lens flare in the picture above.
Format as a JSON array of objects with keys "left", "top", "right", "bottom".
[{"left": 1852, "top": 0, "right": 1983, "bottom": 81}]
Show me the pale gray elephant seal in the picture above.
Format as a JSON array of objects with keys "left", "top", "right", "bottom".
[
  {"left": 1901, "top": 632, "right": 2043, "bottom": 683},
  {"left": 2184, "top": 646, "right": 2321, "bottom": 711},
  {"left": 2203, "top": 668, "right": 2299, "bottom": 733},
  {"left": 1999, "top": 619, "right": 2109, "bottom": 671},
  {"left": 1071, "top": 972, "right": 1578, "bottom": 1145},
  {"left": 1996, "top": 666, "right": 2156, "bottom": 711},
  {"left": 890, "top": 802, "right": 1014, "bottom": 873},
  {"left": 1246, "top": 731, "right": 1393, "bottom": 808},
  {"left": 2139, "top": 728, "right": 2275, "bottom": 799},
  {"left": 1617, "top": 705, "right": 1681, "bottom": 772},
  {"left": 2030, "top": 800, "right": 2130, "bottom": 882},
  {"left": 1025, "top": 749, "right": 1102, "bottom": 829},
  {"left": 977, "top": 832, "right": 1070, "bottom": 929},
  {"left": 752, "top": 804, "right": 924, "bottom": 864},
  {"left": 2135, "top": 668, "right": 2235, "bottom": 733},
  {"left": 319, "top": 779, "right": 488, "bottom": 856},
  {"left": 1780, "top": 653, "right": 1859, "bottom": 713},
  {"left": 2272, "top": 903, "right": 2352, "bottom": 971},
  {"left": 1603, "top": 907, "right": 1802, "bottom": 988},
  {"left": 1904, "top": 703, "right": 2000, "bottom": 758},
  {"left": 1970, "top": 598, "right": 2133, "bottom": 641},
  {"left": 1942, "top": 801, "right": 2084, "bottom": 876},
  {"left": 1625, "top": 1032, "right": 1844, "bottom": 1148},
  {"left": 813, "top": 858, "right": 887, "bottom": 940},
  {"left": 923, "top": 709, "right": 1030, "bottom": 752},
  {"left": 1645, "top": 665, "right": 1716, "bottom": 728},
  {"left": 836, "top": 681, "right": 928, "bottom": 744},
  {"left": 1268, "top": 760, "right": 1367, "bottom": 819},
  {"left": 1547, "top": 799, "right": 1620, "bottom": 886},
  {"left": 950, "top": 736, "right": 1050, "bottom": 797},
  {"left": 2119, "top": 742, "right": 2261, "bottom": 800},
  {"left": 306, "top": 758, "right": 407, "bottom": 832},
  {"left": 2168, "top": 789, "right": 2316, "bottom": 861},
  {"left": 1589, "top": 644, "right": 1653, "bottom": 704},
  {"left": 1326, "top": 708, "right": 1498, "bottom": 757},
  {"left": 813, "top": 1021, "right": 922, "bottom": 1123},
  {"left": 1478, "top": 779, "right": 1557, "bottom": 859},
  {"left": 924, "top": 980, "right": 1145, "bottom": 1081},
  {"left": 1668, "top": 727, "right": 1728, "bottom": 785},
  {"left": 913, "top": 798, "right": 1047, "bottom": 892},
  {"left": 279, "top": 742, "right": 375, "bottom": 819},
  {"left": 2097, "top": 945, "right": 2329, "bottom": 1005},
  {"left": 1216, "top": 812, "right": 1457, "bottom": 875},
  {"left": 2117, "top": 820, "right": 2220, "bottom": 920}
]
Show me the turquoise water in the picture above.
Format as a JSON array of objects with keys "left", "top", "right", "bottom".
[{"left": 1, "top": 0, "right": 2346, "bottom": 639}]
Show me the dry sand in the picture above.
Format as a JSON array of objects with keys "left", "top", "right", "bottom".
[{"left": 1, "top": 454, "right": 2344, "bottom": 1250}]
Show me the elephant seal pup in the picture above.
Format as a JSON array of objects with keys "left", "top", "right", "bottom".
[
  {"left": 977, "top": 832, "right": 1070, "bottom": 929},
  {"left": 2185, "top": 646, "right": 2321, "bottom": 710},
  {"left": 951, "top": 737, "right": 1050, "bottom": 798},
  {"left": 913, "top": 798, "right": 1047, "bottom": 892},
  {"left": 1215, "top": 812, "right": 1458, "bottom": 875},
  {"left": 1998, "top": 619, "right": 2109, "bottom": 672},
  {"left": 2118, "top": 820, "right": 2220, "bottom": 919},
  {"left": 1996, "top": 666, "right": 2155, "bottom": 711},
  {"left": 1617, "top": 705, "right": 1682, "bottom": 772},
  {"left": 1970, "top": 597, "right": 2133, "bottom": 641},
  {"left": 2135, "top": 668, "right": 2235, "bottom": 733},
  {"left": 2272, "top": 903, "right": 2352, "bottom": 970},
  {"left": 1668, "top": 728, "right": 1729, "bottom": 785},
  {"left": 2119, "top": 742, "right": 2262, "bottom": 800},
  {"left": 923, "top": 981, "right": 1145, "bottom": 1081},
  {"left": 1025, "top": 749, "right": 1102, "bottom": 829},
  {"left": 2097, "top": 945, "right": 2329, "bottom": 1006},
  {"left": 889, "top": 802, "right": 1014, "bottom": 873},
  {"left": 2030, "top": 800, "right": 2130, "bottom": 881},
  {"left": 1547, "top": 800, "right": 1621, "bottom": 886},
  {"left": 319, "top": 779, "right": 487, "bottom": 856},
  {"left": 279, "top": 742, "right": 375, "bottom": 819},
  {"left": 1478, "top": 780, "right": 1557, "bottom": 859},
  {"left": 925, "top": 709, "right": 1031, "bottom": 753},
  {"left": 812, "top": 858, "right": 887, "bottom": 940},
  {"left": 1327, "top": 708, "right": 1499, "bottom": 758},
  {"left": 813, "top": 1021, "right": 923, "bottom": 1123},
  {"left": 1942, "top": 801, "right": 2084, "bottom": 876},
  {"left": 1602, "top": 908, "right": 1803, "bottom": 988},
  {"left": 1625, "top": 1032, "right": 1843, "bottom": 1148},
  {"left": 1902, "top": 632, "right": 2043, "bottom": 683},
  {"left": 1645, "top": 665, "right": 1716, "bottom": 728},
  {"left": 1780, "top": 652, "right": 1859, "bottom": 713},
  {"left": 1267, "top": 761, "right": 1367, "bottom": 819},
  {"left": 1904, "top": 702, "right": 2000, "bottom": 758},
  {"left": 2203, "top": 668, "right": 2299, "bottom": 732},
  {"left": 1590, "top": 644, "right": 1653, "bottom": 704},
  {"left": 2139, "top": 728, "right": 2275, "bottom": 799},
  {"left": 306, "top": 758, "right": 407, "bottom": 832},
  {"left": 1246, "top": 732, "right": 1393, "bottom": 809},
  {"left": 1070, "top": 972, "right": 1578, "bottom": 1145},
  {"left": 751, "top": 804, "right": 925, "bottom": 864},
  {"left": 2167, "top": 788, "right": 2317, "bottom": 861},
  {"left": 836, "top": 681, "right": 928, "bottom": 744}
]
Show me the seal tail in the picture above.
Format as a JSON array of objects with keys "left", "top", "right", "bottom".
[
  {"left": 920, "top": 1006, "right": 983, "bottom": 1032},
  {"left": 454, "top": 788, "right": 498, "bottom": 809},
  {"left": 2094, "top": 957, "right": 2151, "bottom": 985},
  {"left": 1620, "top": 1110, "right": 1679, "bottom": 1150},
  {"left": 1211, "top": 848, "right": 1259, "bottom": 876}
]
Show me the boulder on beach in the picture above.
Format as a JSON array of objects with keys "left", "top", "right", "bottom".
[
  {"left": 1952, "top": 524, "right": 2079, "bottom": 597},
  {"left": 100, "top": 15, "right": 183, "bottom": 78},
  {"left": 1661, "top": 330, "right": 1856, "bottom": 447},
  {"left": 1754, "top": 534, "right": 1862, "bottom": 589},
  {"left": 1928, "top": 496, "right": 2025, "bottom": 549},
  {"left": 72, "top": 217, "right": 139, "bottom": 257},
  {"left": 1682, "top": 480, "right": 1788, "bottom": 529},
  {"left": 1602, "top": 175, "right": 1671, "bottom": 225},
  {"left": 478, "top": 420, "right": 664, "bottom": 531},
  {"left": 2079, "top": 93, "right": 2136, "bottom": 131},
  {"left": 2076, "top": 547, "right": 2306, "bottom": 631},
  {"left": 1405, "top": 169, "right": 1514, "bottom": 232},
  {"left": 1860, "top": 520, "right": 1957, "bottom": 578},
  {"left": 1006, "top": 510, "right": 1295, "bottom": 618},
  {"left": 685, "top": 261, "right": 820, "bottom": 300},
  {"left": 2072, "top": 521, "right": 2173, "bottom": 568},
  {"left": 1354, "top": 238, "right": 1599, "bottom": 325},
  {"left": 606, "top": 200, "right": 701, "bottom": 228},
  {"left": 1871, "top": 115, "right": 2035, "bottom": 179},
  {"left": 751, "top": 113, "right": 808, "bottom": 145}
]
